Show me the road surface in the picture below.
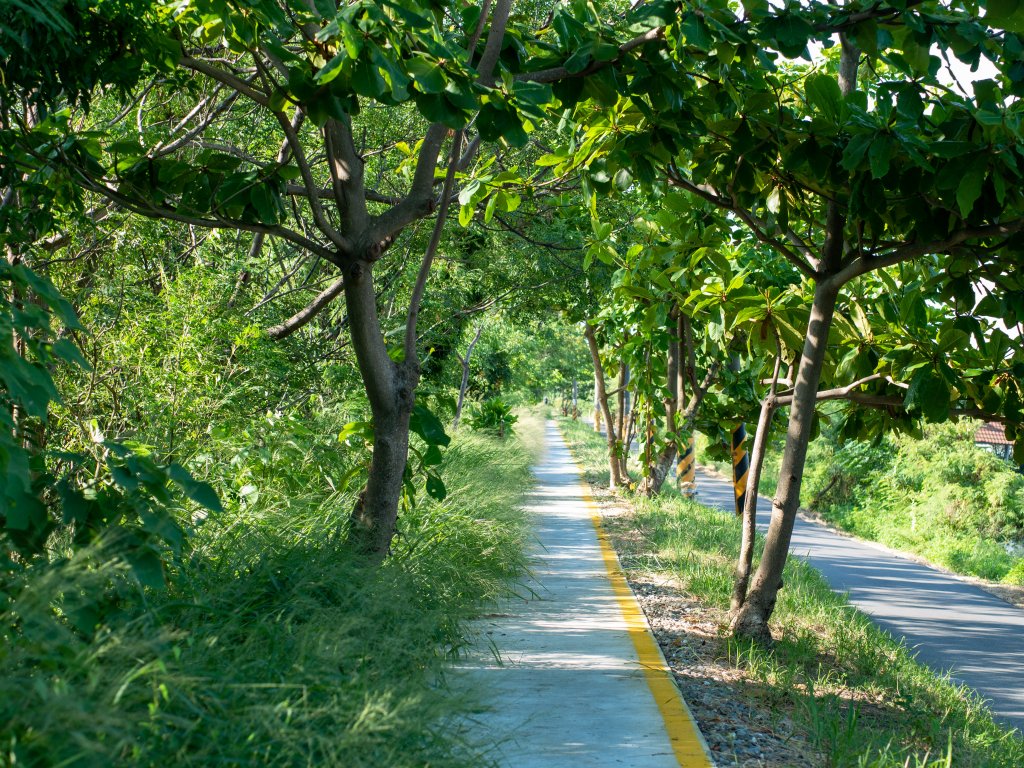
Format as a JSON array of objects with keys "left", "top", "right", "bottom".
[{"left": 692, "top": 464, "right": 1024, "bottom": 733}]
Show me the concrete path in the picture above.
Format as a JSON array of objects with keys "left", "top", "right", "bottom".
[
  {"left": 458, "top": 421, "right": 712, "bottom": 767},
  {"left": 691, "top": 466, "right": 1024, "bottom": 733}
]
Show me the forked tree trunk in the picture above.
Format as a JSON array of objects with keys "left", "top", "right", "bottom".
[
  {"left": 730, "top": 373, "right": 779, "bottom": 612},
  {"left": 731, "top": 281, "right": 839, "bottom": 641},
  {"left": 584, "top": 323, "right": 625, "bottom": 489}
]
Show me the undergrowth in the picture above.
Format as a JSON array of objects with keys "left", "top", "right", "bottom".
[
  {"left": 1, "top": 414, "right": 541, "bottom": 768},
  {"left": 562, "top": 416, "right": 1023, "bottom": 768}
]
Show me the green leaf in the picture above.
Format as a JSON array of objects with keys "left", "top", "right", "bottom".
[
  {"left": 249, "top": 185, "right": 281, "bottom": 225},
  {"left": 868, "top": 136, "right": 892, "bottom": 179},
  {"left": 986, "top": 0, "right": 1024, "bottom": 33},
  {"left": 168, "top": 464, "right": 224, "bottom": 512},
  {"left": 338, "top": 420, "right": 373, "bottom": 443},
  {"left": 315, "top": 52, "right": 346, "bottom": 85},
  {"left": 904, "top": 368, "right": 951, "bottom": 422},
  {"left": 407, "top": 56, "right": 446, "bottom": 94},
  {"left": 410, "top": 403, "right": 451, "bottom": 447},
  {"left": 423, "top": 444, "right": 443, "bottom": 467},
  {"left": 425, "top": 473, "right": 447, "bottom": 501},
  {"left": 841, "top": 133, "right": 872, "bottom": 172},
  {"left": 956, "top": 166, "right": 985, "bottom": 218},
  {"left": 805, "top": 73, "right": 843, "bottom": 123}
]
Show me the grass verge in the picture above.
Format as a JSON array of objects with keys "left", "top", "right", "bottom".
[
  {"left": 562, "top": 416, "right": 1023, "bottom": 768},
  {"left": 2, "top": 414, "right": 541, "bottom": 768}
]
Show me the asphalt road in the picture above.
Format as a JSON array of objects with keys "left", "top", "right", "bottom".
[{"left": 691, "top": 465, "right": 1024, "bottom": 733}]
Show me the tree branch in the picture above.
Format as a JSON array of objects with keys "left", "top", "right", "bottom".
[
  {"left": 515, "top": 27, "right": 664, "bottom": 83},
  {"left": 180, "top": 56, "right": 270, "bottom": 106},
  {"left": 274, "top": 110, "right": 353, "bottom": 256},
  {"left": 266, "top": 275, "right": 346, "bottom": 339}
]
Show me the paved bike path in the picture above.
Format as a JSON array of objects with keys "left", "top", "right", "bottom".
[
  {"left": 692, "top": 466, "right": 1024, "bottom": 732},
  {"left": 457, "top": 422, "right": 713, "bottom": 767}
]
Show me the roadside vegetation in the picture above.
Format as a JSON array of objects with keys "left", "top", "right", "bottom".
[
  {"left": 700, "top": 420, "right": 1024, "bottom": 585},
  {"left": 4, "top": 1, "right": 1024, "bottom": 764},
  {"left": 1, "top": 411, "right": 540, "bottom": 768},
  {"left": 563, "top": 416, "right": 1024, "bottom": 767}
]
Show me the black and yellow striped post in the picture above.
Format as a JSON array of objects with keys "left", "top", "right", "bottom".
[
  {"left": 677, "top": 435, "right": 697, "bottom": 497},
  {"left": 731, "top": 424, "right": 749, "bottom": 516}
]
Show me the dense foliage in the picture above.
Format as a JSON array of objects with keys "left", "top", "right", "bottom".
[{"left": 3, "top": 0, "right": 1024, "bottom": 760}]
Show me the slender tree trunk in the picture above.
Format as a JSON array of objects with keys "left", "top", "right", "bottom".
[
  {"left": 645, "top": 351, "right": 722, "bottom": 496},
  {"left": 640, "top": 313, "right": 681, "bottom": 496},
  {"left": 730, "top": 360, "right": 783, "bottom": 611},
  {"left": 731, "top": 281, "right": 840, "bottom": 640},
  {"left": 593, "top": 372, "right": 602, "bottom": 432},
  {"left": 344, "top": 261, "right": 416, "bottom": 558},
  {"left": 584, "top": 323, "right": 624, "bottom": 489},
  {"left": 452, "top": 326, "right": 481, "bottom": 429},
  {"left": 616, "top": 361, "right": 631, "bottom": 480}
]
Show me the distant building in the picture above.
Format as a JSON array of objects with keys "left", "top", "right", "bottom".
[{"left": 975, "top": 422, "right": 1015, "bottom": 462}]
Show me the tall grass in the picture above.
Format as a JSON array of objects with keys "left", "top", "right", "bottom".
[
  {"left": 561, "top": 417, "right": 1024, "bottom": 768},
  {"left": 1, "top": 415, "right": 540, "bottom": 767}
]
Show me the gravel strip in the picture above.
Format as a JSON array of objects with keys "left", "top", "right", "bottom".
[{"left": 590, "top": 486, "right": 821, "bottom": 768}]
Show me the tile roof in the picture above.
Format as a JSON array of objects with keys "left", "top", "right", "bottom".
[{"left": 975, "top": 422, "right": 1013, "bottom": 446}]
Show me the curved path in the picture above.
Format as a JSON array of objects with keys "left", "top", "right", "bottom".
[
  {"left": 457, "top": 422, "right": 713, "bottom": 767},
  {"left": 692, "top": 466, "right": 1024, "bottom": 732}
]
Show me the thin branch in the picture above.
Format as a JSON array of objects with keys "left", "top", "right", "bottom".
[
  {"left": 274, "top": 110, "right": 353, "bottom": 255},
  {"left": 515, "top": 27, "right": 664, "bottom": 83},
  {"left": 180, "top": 56, "right": 270, "bottom": 106},
  {"left": 403, "top": 130, "right": 464, "bottom": 364},
  {"left": 266, "top": 275, "right": 346, "bottom": 339},
  {"left": 832, "top": 219, "right": 1024, "bottom": 287}
]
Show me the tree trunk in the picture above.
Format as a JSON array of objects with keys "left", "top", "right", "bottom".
[
  {"left": 344, "top": 260, "right": 416, "bottom": 558},
  {"left": 584, "top": 323, "right": 624, "bottom": 489},
  {"left": 616, "top": 361, "right": 631, "bottom": 481},
  {"left": 645, "top": 345, "right": 721, "bottom": 497},
  {"left": 731, "top": 281, "right": 840, "bottom": 641},
  {"left": 452, "top": 326, "right": 481, "bottom": 429},
  {"left": 730, "top": 388, "right": 778, "bottom": 612},
  {"left": 640, "top": 314, "right": 681, "bottom": 496},
  {"left": 731, "top": 37, "right": 857, "bottom": 640}
]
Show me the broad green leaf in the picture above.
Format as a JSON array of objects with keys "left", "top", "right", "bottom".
[
  {"left": 904, "top": 368, "right": 951, "bottom": 422},
  {"left": 410, "top": 403, "right": 451, "bottom": 447},
  {"left": 169, "top": 463, "right": 224, "bottom": 512},
  {"left": 805, "top": 73, "right": 843, "bottom": 123},
  {"left": 956, "top": 166, "right": 985, "bottom": 218},
  {"left": 425, "top": 473, "right": 447, "bottom": 501}
]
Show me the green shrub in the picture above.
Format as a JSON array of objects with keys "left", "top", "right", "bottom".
[{"left": 467, "top": 397, "right": 518, "bottom": 438}]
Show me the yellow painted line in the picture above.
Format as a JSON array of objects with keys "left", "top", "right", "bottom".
[{"left": 573, "top": 467, "right": 715, "bottom": 767}]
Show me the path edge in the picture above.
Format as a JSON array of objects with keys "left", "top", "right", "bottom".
[{"left": 562, "top": 427, "right": 716, "bottom": 767}]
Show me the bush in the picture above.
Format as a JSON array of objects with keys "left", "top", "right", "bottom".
[
  {"left": 467, "top": 397, "right": 518, "bottom": 438},
  {"left": 1, "top": 387, "right": 538, "bottom": 768}
]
